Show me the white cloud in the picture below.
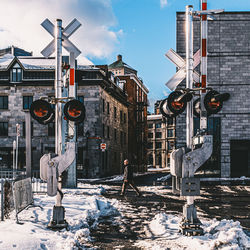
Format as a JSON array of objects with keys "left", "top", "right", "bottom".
[
  {"left": 160, "top": 0, "right": 168, "bottom": 8},
  {"left": 0, "top": 0, "right": 120, "bottom": 65}
]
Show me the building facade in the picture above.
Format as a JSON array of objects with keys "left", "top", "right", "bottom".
[
  {"left": 176, "top": 12, "right": 250, "bottom": 177},
  {"left": 0, "top": 47, "right": 128, "bottom": 178},
  {"left": 109, "top": 55, "right": 149, "bottom": 172},
  {"left": 147, "top": 114, "right": 175, "bottom": 169}
]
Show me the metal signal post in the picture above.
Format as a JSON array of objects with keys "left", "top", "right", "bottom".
[
  {"left": 162, "top": 3, "right": 226, "bottom": 236},
  {"left": 39, "top": 18, "right": 82, "bottom": 229}
]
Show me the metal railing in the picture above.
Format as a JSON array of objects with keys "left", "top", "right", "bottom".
[
  {"left": 0, "top": 169, "right": 47, "bottom": 221},
  {"left": 0, "top": 169, "right": 47, "bottom": 194}
]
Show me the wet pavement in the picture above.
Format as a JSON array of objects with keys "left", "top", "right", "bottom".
[{"left": 86, "top": 173, "right": 250, "bottom": 249}]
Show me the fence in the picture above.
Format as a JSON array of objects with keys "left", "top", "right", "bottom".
[{"left": 0, "top": 170, "right": 47, "bottom": 221}]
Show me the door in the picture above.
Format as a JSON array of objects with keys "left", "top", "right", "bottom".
[{"left": 231, "top": 140, "right": 250, "bottom": 177}]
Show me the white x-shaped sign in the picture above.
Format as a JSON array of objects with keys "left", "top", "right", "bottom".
[
  {"left": 41, "top": 18, "right": 81, "bottom": 58},
  {"left": 165, "top": 48, "right": 201, "bottom": 91}
]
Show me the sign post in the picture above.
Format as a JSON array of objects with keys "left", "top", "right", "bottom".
[{"left": 15, "top": 123, "right": 20, "bottom": 177}]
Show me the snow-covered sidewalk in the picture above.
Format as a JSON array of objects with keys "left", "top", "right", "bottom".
[{"left": 0, "top": 184, "right": 121, "bottom": 249}]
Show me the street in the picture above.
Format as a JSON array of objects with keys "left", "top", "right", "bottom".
[{"left": 85, "top": 173, "right": 250, "bottom": 249}]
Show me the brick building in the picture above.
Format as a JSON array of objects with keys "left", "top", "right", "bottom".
[
  {"left": 109, "top": 55, "right": 149, "bottom": 172},
  {"left": 0, "top": 47, "right": 128, "bottom": 178},
  {"left": 176, "top": 12, "right": 250, "bottom": 177},
  {"left": 147, "top": 113, "right": 175, "bottom": 169}
]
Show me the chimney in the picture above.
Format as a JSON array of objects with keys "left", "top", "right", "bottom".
[
  {"left": 117, "top": 54, "right": 122, "bottom": 61},
  {"left": 11, "top": 45, "right": 15, "bottom": 55}
]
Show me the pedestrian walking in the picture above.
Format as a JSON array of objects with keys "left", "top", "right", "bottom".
[{"left": 120, "top": 159, "right": 142, "bottom": 196}]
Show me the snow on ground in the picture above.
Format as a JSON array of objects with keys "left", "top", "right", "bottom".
[
  {"left": 0, "top": 184, "right": 122, "bottom": 250},
  {"left": 1, "top": 183, "right": 250, "bottom": 249},
  {"left": 135, "top": 213, "right": 250, "bottom": 250}
]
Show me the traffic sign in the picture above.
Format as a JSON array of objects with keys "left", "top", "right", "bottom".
[
  {"left": 100, "top": 143, "right": 106, "bottom": 151},
  {"left": 165, "top": 49, "right": 201, "bottom": 91},
  {"left": 41, "top": 18, "right": 81, "bottom": 58}
]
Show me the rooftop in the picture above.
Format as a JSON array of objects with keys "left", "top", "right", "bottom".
[{"left": 108, "top": 54, "right": 136, "bottom": 72}]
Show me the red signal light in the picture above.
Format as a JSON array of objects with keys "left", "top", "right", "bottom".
[
  {"left": 30, "top": 100, "right": 54, "bottom": 124},
  {"left": 167, "top": 91, "right": 193, "bottom": 115},
  {"left": 204, "top": 90, "right": 230, "bottom": 115},
  {"left": 64, "top": 99, "right": 85, "bottom": 123}
]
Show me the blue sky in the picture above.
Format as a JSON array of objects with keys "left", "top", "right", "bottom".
[
  {"left": 94, "top": 0, "right": 250, "bottom": 111},
  {"left": 0, "top": 0, "right": 249, "bottom": 111}
]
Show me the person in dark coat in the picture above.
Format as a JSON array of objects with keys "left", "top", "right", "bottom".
[{"left": 120, "top": 159, "right": 141, "bottom": 196}]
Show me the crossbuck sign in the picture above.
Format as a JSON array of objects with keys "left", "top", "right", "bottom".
[
  {"left": 165, "top": 48, "right": 201, "bottom": 91},
  {"left": 41, "top": 18, "right": 81, "bottom": 58}
]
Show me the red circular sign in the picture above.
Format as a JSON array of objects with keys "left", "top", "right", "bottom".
[{"left": 100, "top": 143, "right": 106, "bottom": 150}]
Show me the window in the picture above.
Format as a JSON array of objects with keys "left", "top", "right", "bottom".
[
  {"left": 124, "top": 132, "right": 126, "bottom": 144},
  {"left": 156, "top": 142, "right": 162, "bottom": 149},
  {"left": 107, "top": 102, "right": 110, "bottom": 115},
  {"left": 0, "top": 96, "right": 8, "bottom": 109},
  {"left": 107, "top": 126, "right": 110, "bottom": 139},
  {"left": 23, "top": 96, "right": 33, "bottom": 110},
  {"left": 120, "top": 111, "right": 123, "bottom": 123},
  {"left": 22, "top": 122, "right": 34, "bottom": 137},
  {"left": 114, "top": 128, "right": 117, "bottom": 141},
  {"left": 155, "top": 123, "right": 161, "bottom": 128},
  {"left": 148, "top": 133, "right": 153, "bottom": 139},
  {"left": 167, "top": 129, "right": 174, "bottom": 138},
  {"left": 168, "top": 141, "right": 174, "bottom": 150},
  {"left": 102, "top": 124, "right": 105, "bottom": 138},
  {"left": 102, "top": 99, "right": 105, "bottom": 113},
  {"left": 147, "top": 142, "right": 153, "bottom": 149},
  {"left": 0, "top": 122, "right": 8, "bottom": 136},
  {"left": 124, "top": 113, "right": 126, "bottom": 124},
  {"left": 11, "top": 63, "right": 22, "bottom": 82},
  {"left": 114, "top": 107, "right": 117, "bottom": 119},
  {"left": 155, "top": 132, "right": 162, "bottom": 138},
  {"left": 48, "top": 123, "right": 55, "bottom": 136},
  {"left": 168, "top": 117, "right": 174, "bottom": 125},
  {"left": 148, "top": 123, "right": 153, "bottom": 129},
  {"left": 120, "top": 131, "right": 123, "bottom": 144}
]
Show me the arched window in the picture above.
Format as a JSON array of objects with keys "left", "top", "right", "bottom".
[{"left": 11, "top": 63, "right": 22, "bottom": 82}]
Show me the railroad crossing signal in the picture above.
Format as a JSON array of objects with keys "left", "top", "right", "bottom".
[
  {"left": 160, "top": 90, "right": 193, "bottom": 118},
  {"left": 193, "top": 90, "right": 230, "bottom": 117},
  {"left": 30, "top": 100, "right": 54, "bottom": 125},
  {"left": 165, "top": 48, "right": 201, "bottom": 91},
  {"left": 63, "top": 99, "right": 85, "bottom": 123},
  {"left": 41, "top": 18, "right": 81, "bottom": 58}
]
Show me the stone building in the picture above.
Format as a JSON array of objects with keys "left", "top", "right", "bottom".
[
  {"left": 147, "top": 113, "right": 175, "bottom": 169},
  {"left": 0, "top": 47, "right": 128, "bottom": 178},
  {"left": 109, "top": 55, "right": 149, "bottom": 172},
  {"left": 176, "top": 12, "right": 250, "bottom": 177}
]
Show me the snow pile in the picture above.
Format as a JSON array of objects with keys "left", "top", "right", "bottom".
[
  {"left": 104, "top": 175, "right": 123, "bottom": 182},
  {"left": 203, "top": 219, "right": 250, "bottom": 249},
  {"left": 157, "top": 174, "right": 172, "bottom": 182},
  {"left": 136, "top": 213, "right": 250, "bottom": 250},
  {"left": 0, "top": 184, "right": 121, "bottom": 250}
]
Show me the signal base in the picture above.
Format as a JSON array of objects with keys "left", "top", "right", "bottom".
[{"left": 47, "top": 205, "right": 68, "bottom": 230}]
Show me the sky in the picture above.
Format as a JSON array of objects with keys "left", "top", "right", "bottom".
[{"left": 0, "top": 0, "right": 249, "bottom": 111}]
